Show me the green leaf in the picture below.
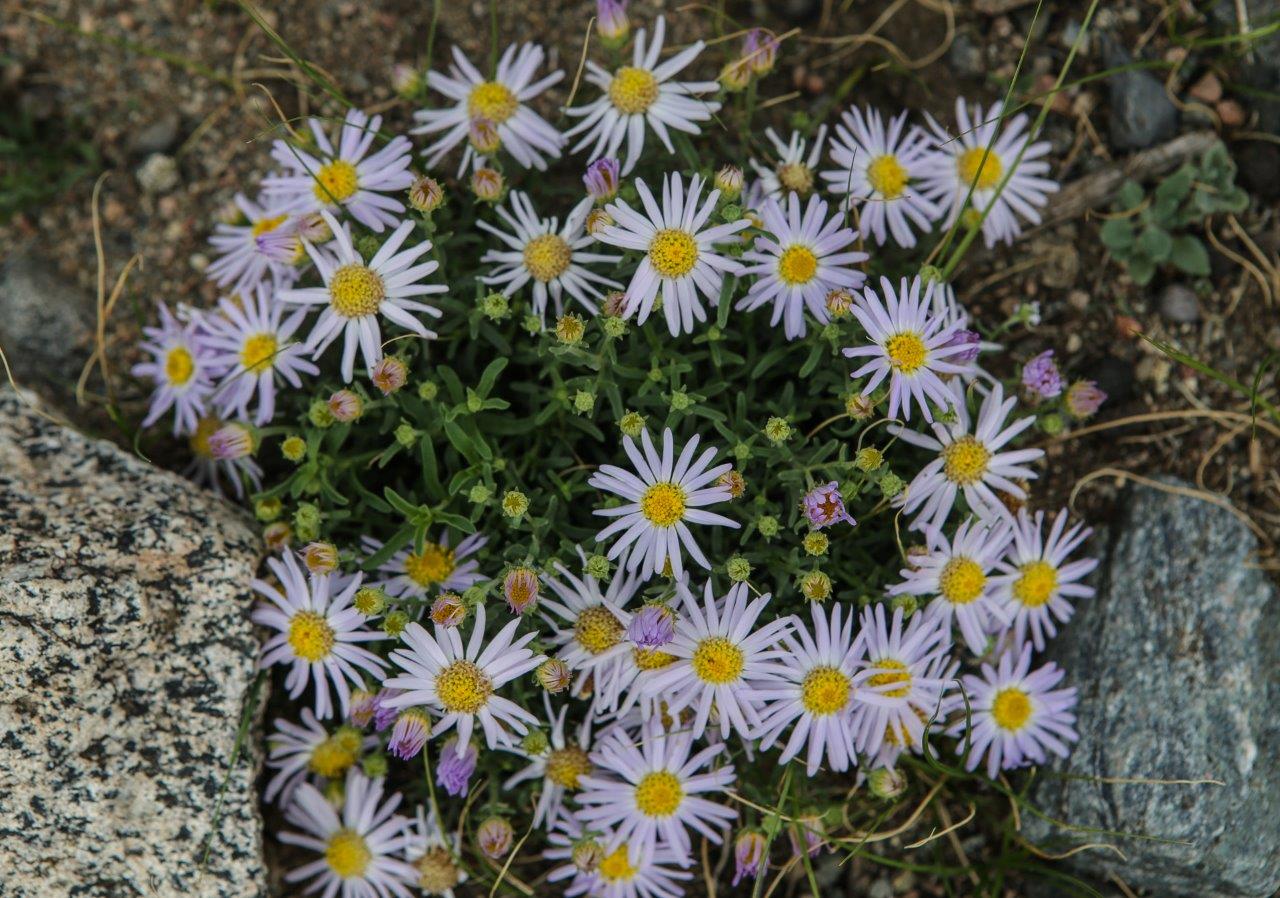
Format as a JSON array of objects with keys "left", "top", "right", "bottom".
[
  {"left": 360, "top": 526, "right": 413, "bottom": 570},
  {"left": 1116, "top": 179, "right": 1144, "bottom": 210},
  {"left": 475, "top": 357, "right": 508, "bottom": 397},
  {"left": 1129, "top": 254, "right": 1157, "bottom": 286},
  {"left": 1170, "top": 234, "right": 1210, "bottom": 275},
  {"left": 433, "top": 510, "right": 477, "bottom": 534},
  {"left": 1137, "top": 226, "right": 1173, "bottom": 263},
  {"left": 1154, "top": 165, "right": 1193, "bottom": 205},
  {"left": 383, "top": 487, "right": 420, "bottom": 517},
  {"left": 1099, "top": 218, "right": 1134, "bottom": 250}
]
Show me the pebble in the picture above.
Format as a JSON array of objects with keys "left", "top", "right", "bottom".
[
  {"left": 868, "top": 878, "right": 894, "bottom": 898},
  {"left": 127, "top": 113, "right": 180, "bottom": 156},
  {"left": 1216, "top": 99, "right": 1246, "bottom": 127},
  {"left": 1158, "top": 283, "right": 1200, "bottom": 323},
  {"left": 947, "top": 33, "right": 984, "bottom": 77},
  {"left": 1067, "top": 289, "right": 1091, "bottom": 311},
  {"left": 1189, "top": 71, "right": 1223, "bottom": 104},
  {"left": 1103, "top": 35, "right": 1179, "bottom": 150},
  {"left": 135, "top": 153, "right": 179, "bottom": 194}
]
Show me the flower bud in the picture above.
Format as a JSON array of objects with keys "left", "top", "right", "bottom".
[
  {"left": 825, "top": 289, "right": 854, "bottom": 317},
  {"left": 303, "top": 541, "right": 339, "bottom": 575},
  {"left": 556, "top": 313, "right": 586, "bottom": 345},
  {"left": 584, "top": 554, "right": 611, "bottom": 580},
  {"left": 327, "top": 389, "right": 363, "bottom": 423},
  {"left": 371, "top": 356, "right": 408, "bottom": 395},
  {"left": 726, "top": 555, "right": 753, "bottom": 582},
  {"left": 480, "top": 291, "right": 510, "bottom": 321},
  {"left": 799, "top": 570, "right": 833, "bottom": 602},
  {"left": 803, "top": 531, "right": 829, "bottom": 556},
  {"left": 208, "top": 422, "right": 255, "bottom": 460},
  {"left": 354, "top": 586, "right": 387, "bottom": 616},
  {"left": 281, "top": 435, "right": 307, "bottom": 462},
  {"left": 264, "top": 521, "right": 292, "bottom": 551},
  {"left": 255, "top": 497, "right": 283, "bottom": 522},
  {"left": 477, "top": 817, "right": 515, "bottom": 860},
  {"left": 308, "top": 399, "right": 335, "bottom": 428},
  {"left": 537, "top": 658, "right": 572, "bottom": 692},
  {"left": 586, "top": 207, "right": 614, "bottom": 236},
  {"left": 436, "top": 736, "right": 478, "bottom": 797},
  {"left": 855, "top": 447, "right": 883, "bottom": 472},
  {"left": 468, "top": 117, "right": 502, "bottom": 154},
  {"left": 383, "top": 609, "right": 410, "bottom": 637},
  {"left": 717, "top": 469, "right": 746, "bottom": 499},
  {"left": 521, "top": 729, "right": 550, "bottom": 755},
  {"left": 502, "top": 490, "right": 529, "bottom": 520},
  {"left": 595, "top": 0, "right": 629, "bottom": 44},
  {"left": 846, "top": 393, "right": 876, "bottom": 419},
  {"left": 742, "top": 28, "right": 780, "bottom": 74},
  {"left": 732, "top": 830, "right": 768, "bottom": 886},
  {"left": 388, "top": 708, "right": 431, "bottom": 760},
  {"left": 1065, "top": 379, "right": 1107, "bottom": 419},
  {"left": 430, "top": 592, "right": 467, "bottom": 628},
  {"left": 583, "top": 157, "right": 621, "bottom": 203},
  {"left": 503, "top": 566, "right": 539, "bottom": 614},
  {"left": 572, "top": 839, "right": 605, "bottom": 873},
  {"left": 628, "top": 604, "right": 675, "bottom": 649},
  {"left": 391, "top": 63, "right": 422, "bottom": 98},
  {"left": 408, "top": 175, "right": 445, "bottom": 214},
  {"left": 572, "top": 389, "right": 596, "bottom": 415},
  {"left": 394, "top": 422, "right": 418, "bottom": 448},
  {"left": 348, "top": 689, "right": 378, "bottom": 727},
  {"left": 714, "top": 165, "right": 744, "bottom": 200},
  {"left": 294, "top": 502, "right": 321, "bottom": 542},
  {"left": 471, "top": 167, "right": 504, "bottom": 202},
  {"left": 868, "top": 766, "right": 908, "bottom": 800},
  {"left": 618, "top": 410, "right": 646, "bottom": 438},
  {"left": 601, "top": 290, "right": 627, "bottom": 317},
  {"left": 361, "top": 753, "right": 389, "bottom": 778},
  {"left": 719, "top": 59, "right": 751, "bottom": 92},
  {"left": 756, "top": 515, "right": 780, "bottom": 538}
]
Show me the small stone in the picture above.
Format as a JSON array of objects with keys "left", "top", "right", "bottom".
[
  {"left": 136, "top": 153, "right": 179, "bottom": 194},
  {"left": 1067, "top": 289, "right": 1091, "bottom": 311},
  {"left": 1234, "top": 140, "right": 1280, "bottom": 202},
  {"left": 1159, "top": 283, "right": 1200, "bottom": 323},
  {"left": 947, "top": 33, "right": 984, "bottom": 77},
  {"left": 868, "top": 878, "right": 894, "bottom": 898},
  {"left": 1216, "top": 99, "right": 1246, "bottom": 127},
  {"left": 1103, "top": 36, "right": 1179, "bottom": 150},
  {"left": 127, "top": 113, "right": 180, "bottom": 155},
  {"left": 1188, "top": 71, "right": 1223, "bottom": 104},
  {"left": 1066, "top": 333, "right": 1082, "bottom": 353}
]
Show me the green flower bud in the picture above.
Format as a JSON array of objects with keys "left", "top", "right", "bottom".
[
  {"left": 764, "top": 416, "right": 792, "bottom": 445},
  {"left": 521, "top": 730, "right": 550, "bottom": 755},
  {"left": 522, "top": 314, "right": 543, "bottom": 334},
  {"left": 502, "top": 490, "right": 529, "bottom": 519},
  {"left": 308, "top": 399, "right": 335, "bottom": 428},
  {"left": 556, "top": 313, "right": 586, "bottom": 345},
  {"left": 255, "top": 497, "right": 283, "bottom": 522},
  {"left": 726, "top": 556, "right": 752, "bottom": 582},
  {"left": 383, "top": 609, "right": 410, "bottom": 637},
  {"left": 868, "top": 767, "right": 907, "bottom": 800},
  {"left": 480, "top": 291, "right": 510, "bottom": 320},
  {"left": 757, "top": 515, "right": 780, "bottom": 538},
  {"left": 418, "top": 380, "right": 439, "bottom": 401},
  {"left": 619, "top": 411, "right": 646, "bottom": 438},
  {"left": 803, "top": 531, "right": 829, "bottom": 556},
  {"left": 573, "top": 390, "right": 596, "bottom": 415},
  {"left": 355, "top": 234, "right": 381, "bottom": 260},
  {"left": 294, "top": 502, "right": 321, "bottom": 543},
  {"left": 354, "top": 587, "right": 388, "bottom": 616},
  {"left": 468, "top": 483, "right": 493, "bottom": 504},
  {"left": 879, "top": 471, "right": 905, "bottom": 498},
  {"left": 361, "top": 753, "right": 389, "bottom": 779},
  {"left": 855, "top": 447, "right": 884, "bottom": 472},
  {"left": 669, "top": 390, "right": 693, "bottom": 412},
  {"left": 732, "top": 442, "right": 752, "bottom": 463},
  {"left": 584, "top": 554, "right": 611, "bottom": 580},
  {"left": 800, "top": 570, "right": 833, "bottom": 602},
  {"left": 1039, "top": 412, "right": 1065, "bottom": 436},
  {"left": 602, "top": 315, "right": 628, "bottom": 339},
  {"left": 394, "top": 422, "right": 418, "bottom": 448},
  {"left": 281, "top": 435, "right": 307, "bottom": 462},
  {"left": 890, "top": 593, "right": 918, "bottom": 616}
]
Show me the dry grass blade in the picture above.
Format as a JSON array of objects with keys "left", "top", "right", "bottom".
[{"left": 1017, "top": 837, "right": 1128, "bottom": 862}]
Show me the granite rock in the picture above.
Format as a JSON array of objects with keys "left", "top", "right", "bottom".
[
  {"left": 1102, "top": 35, "right": 1179, "bottom": 150},
  {"left": 0, "top": 389, "right": 267, "bottom": 897},
  {"left": 1025, "top": 478, "right": 1280, "bottom": 898}
]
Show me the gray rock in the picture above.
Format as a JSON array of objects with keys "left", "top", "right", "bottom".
[
  {"left": 0, "top": 249, "right": 97, "bottom": 404},
  {"left": 137, "top": 152, "right": 180, "bottom": 194},
  {"left": 1025, "top": 478, "right": 1280, "bottom": 898},
  {"left": 128, "top": 113, "right": 181, "bottom": 156},
  {"left": 1158, "top": 282, "right": 1201, "bottom": 323},
  {"left": 947, "top": 33, "right": 984, "bottom": 77},
  {"left": 0, "top": 389, "right": 267, "bottom": 897},
  {"left": 1102, "top": 36, "right": 1179, "bottom": 150}
]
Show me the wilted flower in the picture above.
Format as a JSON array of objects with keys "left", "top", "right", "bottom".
[
  {"left": 947, "top": 329, "right": 982, "bottom": 364},
  {"left": 264, "top": 521, "right": 292, "bottom": 551},
  {"left": 627, "top": 604, "right": 675, "bottom": 649},
  {"left": 208, "top": 422, "right": 255, "bottom": 460},
  {"left": 802, "top": 481, "right": 855, "bottom": 528},
  {"left": 303, "top": 541, "right": 339, "bottom": 575},
  {"left": 584, "top": 157, "right": 621, "bottom": 202},
  {"left": 825, "top": 288, "right": 854, "bottom": 317},
  {"left": 1022, "top": 349, "right": 1063, "bottom": 399},
  {"left": 537, "top": 658, "right": 572, "bottom": 692},
  {"left": 717, "top": 469, "right": 747, "bottom": 499},
  {"left": 733, "top": 830, "right": 768, "bottom": 886},
  {"left": 799, "top": 570, "right": 833, "bottom": 602},
  {"left": 1065, "top": 379, "right": 1107, "bottom": 418},
  {"left": 595, "top": 0, "right": 629, "bottom": 44},
  {"left": 430, "top": 592, "right": 467, "bottom": 627},
  {"left": 436, "top": 736, "right": 479, "bottom": 796},
  {"left": 742, "top": 28, "right": 780, "bottom": 74},
  {"left": 846, "top": 393, "right": 876, "bottom": 419},
  {"left": 714, "top": 165, "right": 744, "bottom": 199},
  {"left": 371, "top": 356, "right": 408, "bottom": 395},
  {"left": 409, "top": 175, "right": 445, "bottom": 213},
  {"left": 788, "top": 814, "right": 825, "bottom": 858},
  {"left": 503, "top": 566, "right": 539, "bottom": 613},
  {"left": 388, "top": 707, "right": 432, "bottom": 760},
  {"left": 472, "top": 167, "right": 504, "bottom": 201},
  {"left": 327, "top": 389, "right": 363, "bottom": 422},
  {"left": 585, "top": 207, "right": 614, "bottom": 236},
  {"left": 477, "top": 817, "right": 514, "bottom": 859}
]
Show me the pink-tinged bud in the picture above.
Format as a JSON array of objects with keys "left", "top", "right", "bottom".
[
  {"left": 1065, "top": 379, "right": 1107, "bottom": 418},
  {"left": 208, "top": 422, "right": 255, "bottom": 460},
  {"left": 595, "top": 0, "right": 629, "bottom": 44},
  {"left": 572, "top": 839, "right": 604, "bottom": 873},
  {"left": 536, "top": 658, "right": 572, "bottom": 693},
  {"left": 430, "top": 592, "right": 467, "bottom": 628},
  {"left": 627, "top": 604, "right": 675, "bottom": 649},
  {"left": 471, "top": 167, "right": 504, "bottom": 202},
  {"left": 409, "top": 176, "right": 445, "bottom": 214},
  {"left": 435, "top": 737, "right": 478, "bottom": 796},
  {"left": 946, "top": 328, "right": 982, "bottom": 364},
  {"left": 264, "top": 521, "right": 292, "bottom": 551},
  {"left": 469, "top": 117, "right": 501, "bottom": 154},
  {"left": 716, "top": 469, "right": 746, "bottom": 499},
  {"left": 296, "top": 212, "right": 332, "bottom": 244},
  {"left": 477, "top": 817, "right": 515, "bottom": 859},
  {"left": 391, "top": 63, "right": 421, "bottom": 98},
  {"left": 714, "top": 164, "right": 744, "bottom": 200},
  {"left": 371, "top": 690, "right": 401, "bottom": 732},
  {"left": 503, "top": 566, "right": 539, "bottom": 614},
  {"left": 720, "top": 59, "right": 751, "bottom": 92},
  {"left": 327, "top": 389, "right": 363, "bottom": 422},
  {"left": 371, "top": 356, "right": 408, "bottom": 395},
  {"left": 742, "top": 28, "right": 780, "bottom": 74},
  {"left": 302, "top": 541, "right": 339, "bottom": 575},
  {"left": 1021, "top": 349, "right": 1064, "bottom": 399},
  {"left": 583, "top": 157, "right": 621, "bottom": 202},
  {"left": 787, "top": 815, "right": 825, "bottom": 858},
  {"left": 802, "top": 481, "right": 855, "bottom": 529},
  {"left": 586, "top": 207, "right": 614, "bottom": 236},
  {"left": 732, "top": 831, "right": 768, "bottom": 886},
  {"left": 601, "top": 290, "right": 627, "bottom": 317},
  {"left": 348, "top": 688, "right": 378, "bottom": 728},
  {"left": 388, "top": 708, "right": 432, "bottom": 760},
  {"left": 825, "top": 289, "right": 853, "bottom": 318}
]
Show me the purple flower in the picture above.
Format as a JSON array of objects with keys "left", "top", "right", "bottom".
[
  {"left": 388, "top": 708, "right": 431, "bottom": 760},
  {"left": 742, "top": 28, "right": 779, "bottom": 75},
  {"left": 1021, "top": 350, "right": 1063, "bottom": 399},
  {"left": 207, "top": 422, "right": 255, "bottom": 460},
  {"left": 583, "top": 157, "right": 621, "bottom": 203},
  {"left": 1065, "top": 379, "right": 1107, "bottom": 418},
  {"left": 787, "top": 816, "right": 825, "bottom": 858},
  {"left": 946, "top": 329, "right": 982, "bottom": 365},
  {"left": 372, "top": 689, "right": 400, "bottom": 732},
  {"left": 348, "top": 689, "right": 378, "bottom": 728},
  {"left": 627, "top": 604, "right": 674, "bottom": 649},
  {"left": 732, "top": 831, "right": 767, "bottom": 886},
  {"left": 436, "top": 736, "right": 478, "bottom": 796},
  {"left": 595, "top": 0, "right": 628, "bottom": 42},
  {"left": 802, "top": 481, "right": 855, "bottom": 529}
]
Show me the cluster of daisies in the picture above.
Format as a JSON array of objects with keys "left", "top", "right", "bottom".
[{"left": 128, "top": 7, "right": 1109, "bottom": 898}]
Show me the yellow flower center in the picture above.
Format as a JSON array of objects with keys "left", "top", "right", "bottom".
[
  {"left": 885, "top": 331, "right": 927, "bottom": 374},
  {"left": 468, "top": 81, "right": 518, "bottom": 124},
  {"left": 866, "top": 154, "right": 909, "bottom": 199},
  {"left": 608, "top": 67, "right": 660, "bottom": 114},
  {"left": 599, "top": 845, "right": 637, "bottom": 882},
  {"left": 240, "top": 332, "right": 278, "bottom": 374},
  {"left": 165, "top": 346, "right": 195, "bottom": 386},
  {"left": 522, "top": 233, "right": 572, "bottom": 282},
  {"left": 545, "top": 746, "right": 592, "bottom": 790},
  {"left": 308, "top": 728, "right": 363, "bottom": 778},
  {"left": 777, "top": 244, "right": 818, "bottom": 286},
  {"left": 325, "top": 828, "right": 371, "bottom": 879},
  {"left": 633, "top": 647, "right": 678, "bottom": 670},
  {"left": 777, "top": 162, "right": 814, "bottom": 194},
  {"left": 691, "top": 636, "right": 744, "bottom": 685},
  {"left": 648, "top": 228, "right": 699, "bottom": 279},
  {"left": 1012, "top": 560, "right": 1059, "bottom": 608},
  {"left": 634, "top": 770, "right": 684, "bottom": 817},
  {"left": 288, "top": 610, "right": 336, "bottom": 662},
  {"left": 640, "top": 482, "right": 687, "bottom": 527},
  {"left": 800, "top": 666, "right": 852, "bottom": 716},
  {"left": 188, "top": 416, "right": 221, "bottom": 459},
  {"left": 941, "top": 436, "right": 991, "bottom": 486},
  {"left": 575, "top": 605, "right": 624, "bottom": 655},
  {"left": 957, "top": 147, "right": 1003, "bottom": 190},
  {"left": 866, "top": 658, "right": 911, "bottom": 698},
  {"left": 404, "top": 543, "right": 457, "bottom": 587},
  {"left": 313, "top": 159, "right": 360, "bottom": 203},
  {"left": 416, "top": 848, "right": 460, "bottom": 893},
  {"left": 329, "top": 264, "right": 386, "bottom": 318},
  {"left": 939, "top": 557, "right": 986, "bottom": 605},
  {"left": 435, "top": 659, "right": 492, "bottom": 714},
  {"left": 991, "top": 686, "right": 1033, "bottom": 731},
  {"left": 251, "top": 213, "right": 289, "bottom": 238}
]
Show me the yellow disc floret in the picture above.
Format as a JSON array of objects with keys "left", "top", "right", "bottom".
[
  {"left": 884, "top": 331, "right": 927, "bottom": 374},
  {"left": 404, "top": 542, "right": 457, "bottom": 587},
  {"left": 308, "top": 728, "right": 363, "bottom": 778},
  {"left": 866, "top": 154, "right": 909, "bottom": 199},
  {"left": 240, "top": 332, "right": 278, "bottom": 374},
  {"left": 329, "top": 264, "right": 386, "bottom": 318},
  {"left": 1012, "top": 560, "right": 1058, "bottom": 607},
  {"left": 941, "top": 436, "right": 991, "bottom": 486},
  {"left": 416, "top": 847, "right": 461, "bottom": 892},
  {"left": 165, "top": 346, "right": 195, "bottom": 386},
  {"left": 991, "top": 686, "right": 1033, "bottom": 731},
  {"left": 777, "top": 245, "right": 819, "bottom": 286},
  {"left": 640, "top": 482, "right": 687, "bottom": 527},
  {"left": 251, "top": 213, "right": 289, "bottom": 238},
  {"left": 522, "top": 234, "right": 573, "bottom": 282},
  {"left": 691, "top": 636, "right": 745, "bottom": 685},
  {"left": 288, "top": 610, "right": 336, "bottom": 662},
  {"left": 598, "top": 845, "right": 638, "bottom": 882},
  {"left": 866, "top": 658, "right": 911, "bottom": 698},
  {"left": 608, "top": 67, "right": 660, "bottom": 114},
  {"left": 957, "top": 147, "right": 1003, "bottom": 190},
  {"left": 800, "top": 666, "right": 852, "bottom": 716},
  {"left": 313, "top": 160, "right": 360, "bottom": 203},
  {"left": 777, "top": 162, "right": 814, "bottom": 194},
  {"left": 468, "top": 81, "right": 519, "bottom": 123},
  {"left": 325, "top": 828, "right": 371, "bottom": 879},
  {"left": 435, "top": 659, "right": 492, "bottom": 714},
  {"left": 633, "top": 647, "right": 678, "bottom": 670},
  {"left": 575, "top": 605, "right": 625, "bottom": 655},
  {"left": 938, "top": 557, "right": 986, "bottom": 605},
  {"left": 648, "top": 228, "right": 699, "bottom": 278},
  {"left": 545, "top": 746, "right": 592, "bottom": 790},
  {"left": 634, "top": 770, "right": 684, "bottom": 817}
]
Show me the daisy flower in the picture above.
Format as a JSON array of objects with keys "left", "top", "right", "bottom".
[
  {"left": 851, "top": 603, "right": 954, "bottom": 763},
  {"left": 821, "top": 107, "right": 942, "bottom": 248},
  {"left": 381, "top": 603, "right": 545, "bottom": 749},
  {"left": 843, "top": 275, "right": 972, "bottom": 423},
  {"left": 362, "top": 530, "right": 487, "bottom": 600},
  {"left": 596, "top": 172, "right": 749, "bottom": 336},
  {"left": 540, "top": 549, "right": 645, "bottom": 713},
  {"left": 278, "top": 211, "right": 445, "bottom": 383},
  {"left": 403, "top": 806, "right": 468, "bottom": 898},
  {"left": 546, "top": 816, "right": 694, "bottom": 898},
  {"left": 413, "top": 43, "right": 565, "bottom": 175},
  {"left": 263, "top": 108, "right": 415, "bottom": 232},
  {"left": 576, "top": 717, "right": 738, "bottom": 865},
  {"left": 751, "top": 602, "right": 864, "bottom": 775},
  {"left": 641, "top": 580, "right": 795, "bottom": 740},
  {"left": 918, "top": 98, "right": 1059, "bottom": 247},
  {"left": 949, "top": 642, "right": 1078, "bottom": 778},
  {"left": 891, "top": 382, "right": 1044, "bottom": 532},
  {"left": 185, "top": 414, "right": 263, "bottom": 499},
  {"left": 264, "top": 709, "right": 375, "bottom": 805},
  {"left": 252, "top": 552, "right": 387, "bottom": 719},
  {"left": 132, "top": 302, "right": 213, "bottom": 435},
  {"left": 888, "top": 517, "right": 1013, "bottom": 655},
  {"left": 203, "top": 285, "right": 319, "bottom": 425},
  {"left": 737, "top": 192, "right": 867, "bottom": 340},
  {"left": 478, "top": 192, "right": 623, "bottom": 322},
  {"left": 588, "top": 427, "right": 739, "bottom": 580},
  {"left": 502, "top": 697, "right": 595, "bottom": 828},
  {"left": 206, "top": 193, "right": 303, "bottom": 292},
  {"left": 748, "top": 125, "right": 828, "bottom": 199},
  {"left": 280, "top": 770, "right": 417, "bottom": 898},
  {"left": 564, "top": 16, "right": 721, "bottom": 175},
  {"left": 991, "top": 508, "right": 1097, "bottom": 651}
]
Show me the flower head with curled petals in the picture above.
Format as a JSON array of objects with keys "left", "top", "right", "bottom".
[
  {"left": 206, "top": 193, "right": 305, "bottom": 293},
  {"left": 749, "top": 126, "right": 827, "bottom": 200}
]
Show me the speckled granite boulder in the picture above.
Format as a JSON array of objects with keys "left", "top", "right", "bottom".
[
  {"left": 0, "top": 390, "right": 267, "bottom": 897},
  {"left": 1025, "top": 478, "right": 1280, "bottom": 898}
]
